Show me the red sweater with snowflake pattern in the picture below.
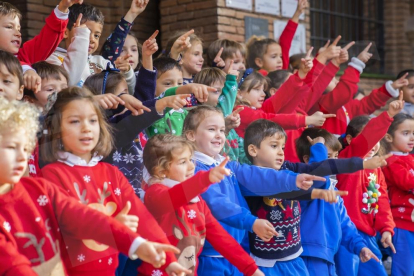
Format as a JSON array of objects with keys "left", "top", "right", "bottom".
[
  {"left": 0, "top": 177, "right": 141, "bottom": 276},
  {"left": 42, "top": 161, "right": 176, "bottom": 276},
  {"left": 141, "top": 171, "right": 258, "bottom": 276},
  {"left": 382, "top": 154, "right": 414, "bottom": 232}
]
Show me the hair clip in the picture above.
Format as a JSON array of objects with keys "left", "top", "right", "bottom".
[
  {"left": 42, "top": 91, "right": 58, "bottom": 117},
  {"left": 102, "top": 63, "right": 120, "bottom": 94},
  {"left": 238, "top": 68, "right": 254, "bottom": 88}
]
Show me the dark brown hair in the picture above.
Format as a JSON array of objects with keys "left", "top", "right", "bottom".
[
  {"left": 0, "top": 50, "right": 23, "bottom": 86},
  {"left": 68, "top": 3, "right": 104, "bottom": 30},
  {"left": 41, "top": 87, "right": 113, "bottom": 162},
  {"left": 246, "top": 36, "right": 279, "bottom": 69},
  {"left": 161, "top": 30, "right": 203, "bottom": 58},
  {"left": 289, "top": 53, "right": 306, "bottom": 72},
  {"left": 84, "top": 71, "right": 125, "bottom": 95},
  {"left": 206, "top": 39, "right": 246, "bottom": 67},
  {"left": 0, "top": 2, "right": 21, "bottom": 20},
  {"left": 381, "top": 113, "right": 414, "bottom": 154},
  {"left": 153, "top": 57, "right": 183, "bottom": 78},
  {"left": 267, "top": 70, "right": 290, "bottom": 90}
]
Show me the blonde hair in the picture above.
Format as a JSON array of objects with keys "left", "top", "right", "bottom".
[
  {"left": 143, "top": 134, "right": 195, "bottom": 183},
  {"left": 182, "top": 105, "right": 223, "bottom": 136},
  {"left": 0, "top": 97, "right": 39, "bottom": 153},
  {"left": 162, "top": 30, "right": 203, "bottom": 57},
  {"left": 246, "top": 36, "right": 279, "bottom": 69},
  {"left": 193, "top": 67, "right": 226, "bottom": 86}
]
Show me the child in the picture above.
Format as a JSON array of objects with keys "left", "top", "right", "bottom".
[
  {"left": 0, "top": 50, "right": 24, "bottom": 101},
  {"left": 40, "top": 87, "right": 189, "bottom": 276},
  {"left": 206, "top": 39, "right": 246, "bottom": 71},
  {"left": 397, "top": 69, "right": 414, "bottom": 116},
  {"left": 334, "top": 95, "right": 405, "bottom": 276},
  {"left": 381, "top": 113, "right": 414, "bottom": 276},
  {"left": 0, "top": 97, "right": 180, "bottom": 275},
  {"left": 296, "top": 127, "right": 381, "bottom": 276},
  {"left": 153, "top": 57, "right": 184, "bottom": 97},
  {"left": 182, "top": 106, "right": 327, "bottom": 275},
  {"left": 141, "top": 134, "right": 264, "bottom": 276}
]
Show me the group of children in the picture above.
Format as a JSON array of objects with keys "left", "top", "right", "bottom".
[{"left": 1, "top": 0, "right": 414, "bottom": 275}]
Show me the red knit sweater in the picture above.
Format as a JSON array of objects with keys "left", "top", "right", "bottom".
[
  {"left": 141, "top": 171, "right": 258, "bottom": 276},
  {"left": 279, "top": 20, "right": 298, "bottom": 70}
]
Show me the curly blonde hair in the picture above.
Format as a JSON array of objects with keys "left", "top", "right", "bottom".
[{"left": 0, "top": 97, "right": 40, "bottom": 153}]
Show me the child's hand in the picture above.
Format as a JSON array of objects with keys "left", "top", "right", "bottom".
[
  {"left": 306, "top": 136, "right": 325, "bottom": 146},
  {"left": 380, "top": 231, "right": 396, "bottom": 254},
  {"left": 225, "top": 107, "right": 243, "bottom": 134},
  {"left": 387, "top": 91, "right": 404, "bottom": 117},
  {"left": 170, "top": 29, "right": 194, "bottom": 60},
  {"left": 142, "top": 30, "right": 159, "bottom": 57},
  {"left": 134, "top": 241, "right": 180, "bottom": 268},
  {"left": 296, "top": 174, "right": 326, "bottom": 190},
  {"left": 252, "top": 219, "right": 278, "bottom": 242},
  {"left": 317, "top": 36, "right": 342, "bottom": 64},
  {"left": 359, "top": 247, "right": 380, "bottom": 263},
  {"left": 180, "top": 83, "right": 216, "bottom": 103},
  {"left": 311, "top": 189, "right": 348, "bottom": 204},
  {"left": 165, "top": 262, "right": 192, "bottom": 276},
  {"left": 58, "top": 0, "right": 83, "bottom": 13},
  {"left": 357, "top": 42, "right": 373, "bottom": 63},
  {"left": 213, "top": 47, "right": 226, "bottom": 68},
  {"left": 363, "top": 153, "right": 392, "bottom": 169},
  {"left": 115, "top": 201, "right": 139, "bottom": 232},
  {"left": 305, "top": 111, "right": 336, "bottom": 127},
  {"left": 292, "top": 0, "right": 307, "bottom": 23},
  {"left": 129, "top": 0, "right": 149, "bottom": 16},
  {"left": 73, "top": 13, "right": 87, "bottom": 29},
  {"left": 209, "top": 157, "right": 231, "bottom": 183},
  {"left": 115, "top": 55, "right": 132, "bottom": 73},
  {"left": 332, "top": 41, "right": 355, "bottom": 67},
  {"left": 94, "top": 94, "right": 125, "bottom": 109},
  {"left": 391, "top": 72, "right": 410, "bottom": 90},
  {"left": 225, "top": 60, "right": 239, "bottom": 78},
  {"left": 251, "top": 269, "right": 265, "bottom": 276},
  {"left": 298, "top": 47, "right": 313, "bottom": 79},
  {"left": 24, "top": 70, "right": 42, "bottom": 93},
  {"left": 155, "top": 94, "right": 189, "bottom": 112},
  {"left": 119, "top": 94, "right": 151, "bottom": 116}
]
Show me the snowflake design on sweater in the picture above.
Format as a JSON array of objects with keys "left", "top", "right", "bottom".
[
  {"left": 114, "top": 188, "right": 121, "bottom": 196},
  {"left": 410, "top": 169, "right": 414, "bottom": 176},
  {"left": 3, "top": 221, "right": 11, "bottom": 232},
  {"left": 270, "top": 210, "right": 282, "bottom": 221},
  {"left": 113, "top": 151, "right": 122, "bottom": 162},
  {"left": 293, "top": 206, "right": 299, "bottom": 217},
  {"left": 37, "top": 195, "right": 48, "bottom": 206},
  {"left": 152, "top": 270, "right": 163, "bottom": 276},
  {"left": 398, "top": 207, "right": 406, "bottom": 213},
  {"left": 123, "top": 153, "right": 135, "bottom": 164},
  {"left": 83, "top": 175, "right": 91, "bottom": 183},
  {"left": 136, "top": 148, "right": 143, "bottom": 162},
  {"left": 108, "top": 257, "right": 113, "bottom": 265},
  {"left": 77, "top": 254, "right": 85, "bottom": 262},
  {"left": 230, "top": 85, "right": 237, "bottom": 92},
  {"left": 187, "top": 209, "right": 197, "bottom": 219}
]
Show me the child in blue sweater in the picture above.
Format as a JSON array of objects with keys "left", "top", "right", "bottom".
[
  {"left": 296, "top": 127, "right": 381, "bottom": 276},
  {"left": 243, "top": 119, "right": 381, "bottom": 276}
]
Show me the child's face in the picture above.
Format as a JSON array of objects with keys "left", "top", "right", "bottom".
[
  {"left": 204, "top": 80, "right": 224, "bottom": 106},
  {"left": 65, "top": 20, "right": 103, "bottom": 55},
  {"left": 327, "top": 147, "right": 339, "bottom": 159},
  {"left": 388, "top": 119, "right": 414, "bottom": 153},
  {"left": 156, "top": 68, "right": 183, "bottom": 96},
  {"left": 260, "top": 43, "right": 283, "bottom": 72},
  {"left": 250, "top": 134, "right": 286, "bottom": 170},
  {"left": 223, "top": 50, "right": 245, "bottom": 72},
  {"left": 164, "top": 147, "right": 195, "bottom": 182},
  {"left": 402, "top": 76, "right": 414, "bottom": 104},
  {"left": 60, "top": 99, "right": 100, "bottom": 162},
  {"left": 35, "top": 74, "right": 68, "bottom": 108},
  {"left": 121, "top": 35, "right": 139, "bottom": 70},
  {"left": 186, "top": 112, "right": 226, "bottom": 157},
  {"left": 0, "top": 128, "right": 29, "bottom": 185},
  {"left": 0, "top": 15, "right": 21, "bottom": 54},
  {"left": 180, "top": 43, "right": 204, "bottom": 77},
  {"left": 239, "top": 84, "right": 266, "bottom": 109},
  {"left": 0, "top": 64, "right": 23, "bottom": 101}
]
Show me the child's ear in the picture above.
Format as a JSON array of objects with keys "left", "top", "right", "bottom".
[
  {"left": 17, "top": 85, "right": 24, "bottom": 100},
  {"left": 384, "top": 133, "right": 393, "bottom": 143},
  {"left": 247, "top": 144, "right": 258, "bottom": 159},
  {"left": 303, "top": 155, "right": 310, "bottom": 164},
  {"left": 345, "top": 134, "right": 353, "bottom": 145},
  {"left": 269, "top": 88, "right": 277, "bottom": 96},
  {"left": 254, "top": 57, "right": 263, "bottom": 68},
  {"left": 185, "top": 130, "right": 196, "bottom": 142}
]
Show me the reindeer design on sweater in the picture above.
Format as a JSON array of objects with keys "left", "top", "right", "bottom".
[{"left": 172, "top": 209, "right": 206, "bottom": 272}]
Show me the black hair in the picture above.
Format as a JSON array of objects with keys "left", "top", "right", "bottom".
[
  {"left": 244, "top": 119, "right": 287, "bottom": 163},
  {"left": 153, "top": 57, "right": 183, "bottom": 78},
  {"left": 267, "top": 70, "right": 290, "bottom": 90},
  {"left": 396, "top": 69, "right": 414, "bottom": 80},
  {"left": 339, "top": 115, "right": 370, "bottom": 149},
  {"left": 68, "top": 4, "right": 104, "bottom": 30},
  {"left": 381, "top": 113, "right": 414, "bottom": 154}
]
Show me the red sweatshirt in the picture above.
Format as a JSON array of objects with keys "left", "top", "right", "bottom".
[
  {"left": 42, "top": 161, "right": 176, "bottom": 276},
  {"left": 0, "top": 177, "right": 141, "bottom": 276},
  {"left": 141, "top": 171, "right": 258, "bottom": 276},
  {"left": 279, "top": 20, "right": 298, "bottom": 70},
  {"left": 17, "top": 8, "right": 68, "bottom": 65},
  {"left": 382, "top": 154, "right": 414, "bottom": 232},
  {"left": 336, "top": 112, "right": 395, "bottom": 236}
]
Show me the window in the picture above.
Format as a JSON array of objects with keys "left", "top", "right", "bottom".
[{"left": 310, "top": 0, "right": 385, "bottom": 74}]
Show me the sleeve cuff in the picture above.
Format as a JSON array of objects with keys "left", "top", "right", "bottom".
[
  {"left": 245, "top": 216, "right": 257, "bottom": 233},
  {"left": 128, "top": 237, "right": 147, "bottom": 260},
  {"left": 385, "top": 80, "right": 400, "bottom": 98},
  {"left": 22, "top": 65, "right": 35, "bottom": 74},
  {"left": 348, "top": 57, "right": 366, "bottom": 74},
  {"left": 54, "top": 5, "right": 69, "bottom": 20},
  {"left": 354, "top": 241, "right": 367, "bottom": 256},
  {"left": 74, "top": 27, "right": 91, "bottom": 38}
]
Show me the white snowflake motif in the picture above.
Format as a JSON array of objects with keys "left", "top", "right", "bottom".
[
  {"left": 398, "top": 207, "right": 406, "bottom": 213},
  {"left": 154, "top": 128, "right": 158, "bottom": 134},
  {"left": 187, "top": 209, "right": 197, "bottom": 219},
  {"left": 270, "top": 210, "right": 282, "bottom": 221},
  {"left": 108, "top": 257, "right": 113, "bottom": 265},
  {"left": 293, "top": 206, "right": 299, "bottom": 217},
  {"left": 293, "top": 227, "right": 297, "bottom": 234},
  {"left": 136, "top": 148, "right": 143, "bottom": 162},
  {"left": 152, "top": 270, "right": 163, "bottom": 276},
  {"left": 123, "top": 153, "right": 135, "bottom": 164},
  {"left": 83, "top": 175, "right": 91, "bottom": 183},
  {"left": 114, "top": 188, "right": 121, "bottom": 196},
  {"left": 230, "top": 85, "right": 237, "bottom": 92},
  {"left": 113, "top": 151, "right": 122, "bottom": 162},
  {"left": 77, "top": 254, "right": 85, "bottom": 262},
  {"left": 3, "top": 221, "right": 11, "bottom": 232},
  {"left": 37, "top": 195, "right": 48, "bottom": 206}
]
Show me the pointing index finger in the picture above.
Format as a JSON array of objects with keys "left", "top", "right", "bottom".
[
  {"left": 305, "top": 47, "right": 314, "bottom": 58},
  {"left": 149, "top": 30, "right": 159, "bottom": 40},
  {"left": 322, "top": 114, "right": 336, "bottom": 118},
  {"left": 232, "top": 107, "right": 244, "bottom": 116},
  {"left": 363, "top": 42, "right": 373, "bottom": 52},
  {"left": 181, "top": 29, "right": 194, "bottom": 40},
  {"left": 75, "top": 13, "right": 83, "bottom": 27},
  {"left": 219, "top": 156, "right": 229, "bottom": 168},
  {"left": 343, "top": 41, "right": 355, "bottom": 51},
  {"left": 215, "top": 47, "right": 224, "bottom": 60},
  {"left": 331, "top": 35, "right": 342, "bottom": 46}
]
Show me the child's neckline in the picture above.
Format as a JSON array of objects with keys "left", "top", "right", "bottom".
[
  {"left": 389, "top": 151, "right": 409, "bottom": 156},
  {"left": 193, "top": 151, "right": 225, "bottom": 166},
  {"left": 57, "top": 151, "right": 103, "bottom": 167}
]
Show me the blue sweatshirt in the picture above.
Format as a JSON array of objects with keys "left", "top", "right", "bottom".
[{"left": 299, "top": 143, "right": 367, "bottom": 264}]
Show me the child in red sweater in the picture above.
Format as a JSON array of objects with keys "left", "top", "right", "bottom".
[
  {"left": 381, "top": 113, "right": 414, "bottom": 276},
  {"left": 334, "top": 95, "right": 405, "bottom": 276},
  {"left": 141, "top": 134, "right": 264, "bottom": 276},
  {"left": 0, "top": 97, "right": 180, "bottom": 275},
  {"left": 40, "top": 87, "right": 189, "bottom": 276}
]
